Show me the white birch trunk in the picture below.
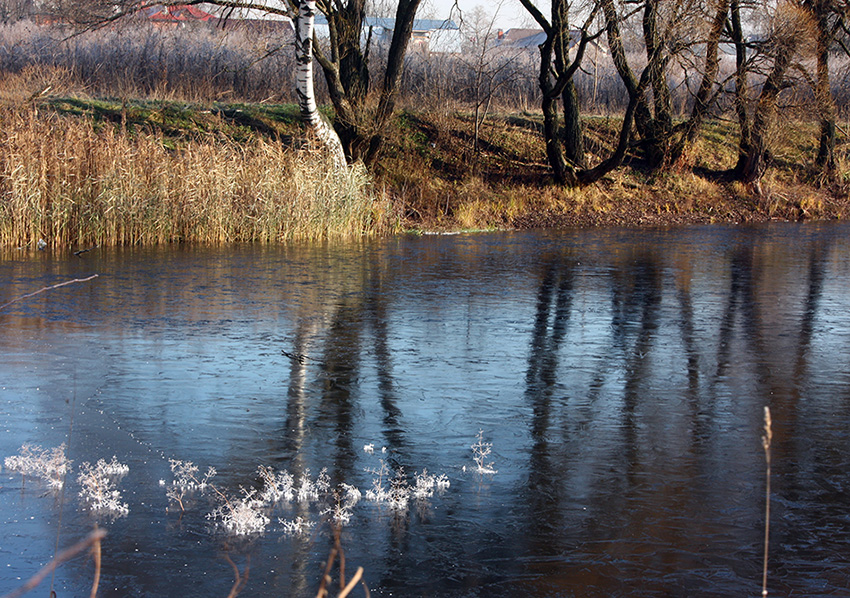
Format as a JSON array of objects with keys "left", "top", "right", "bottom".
[{"left": 294, "top": 0, "right": 347, "bottom": 168}]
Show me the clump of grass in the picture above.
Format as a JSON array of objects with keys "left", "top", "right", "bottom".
[{"left": 0, "top": 107, "right": 396, "bottom": 248}]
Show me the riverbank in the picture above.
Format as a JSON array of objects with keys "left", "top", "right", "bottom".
[
  {"left": 381, "top": 109, "right": 850, "bottom": 230},
  {"left": 2, "top": 98, "right": 848, "bottom": 247}
]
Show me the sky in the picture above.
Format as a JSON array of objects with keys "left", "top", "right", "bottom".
[{"left": 419, "top": 0, "right": 548, "bottom": 30}]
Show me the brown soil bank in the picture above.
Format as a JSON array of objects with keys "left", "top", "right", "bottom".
[{"left": 378, "top": 111, "right": 850, "bottom": 231}]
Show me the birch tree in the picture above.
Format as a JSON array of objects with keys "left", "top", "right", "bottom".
[{"left": 294, "top": 0, "right": 347, "bottom": 167}]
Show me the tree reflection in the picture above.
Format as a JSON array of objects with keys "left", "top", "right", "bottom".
[
  {"left": 611, "top": 254, "right": 663, "bottom": 466},
  {"left": 524, "top": 257, "right": 575, "bottom": 545},
  {"left": 716, "top": 245, "right": 766, "bottom": 383}
]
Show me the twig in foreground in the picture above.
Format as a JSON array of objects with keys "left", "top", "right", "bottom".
[
  {"left": 89, "top": 525, "right": 102, "bottom": 598},
  {"left": 0, "top": 275, "right": 99, "bottom": 312},
  {"left": 762, "top": 406, "right": 773, "bottom": 598},
  {"left": 1, "top": 528, "right": 107, "bottom": 598},
  {"left": 316, "top": 530, "right": 368, "bottom": 598}
]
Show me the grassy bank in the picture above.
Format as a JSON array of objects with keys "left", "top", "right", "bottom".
[{"left": 1, "top": 97, "right": 849, "bottom": 248}]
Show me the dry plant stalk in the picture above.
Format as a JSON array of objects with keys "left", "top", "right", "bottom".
[
  {"left": 90, "top": 525, "right": 102, "bottom": 598},
  {"left": 1, "top": 528, "right": 106, "bottom": 598},
  {"left": 762, "top": 406, "right": 773, "bottom": 598},
  {"left": 224, "top": 553, "right": 250, "bottom": 598},
  {"left": 315, "top": 530, "right": 367, "bottom": 598},
  {"left": 0, "top": 275, "right": 99, "bottom": 312}
]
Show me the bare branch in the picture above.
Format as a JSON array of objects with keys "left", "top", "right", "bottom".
[{"left": 0, "top": 274, "right": 100, "bottom": 312}]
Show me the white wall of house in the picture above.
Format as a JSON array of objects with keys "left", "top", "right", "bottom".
[
  {"left": 427, "top": 26, "right": 463, "bottom": 54},
  {"left": 312, "top": 16, "right": 463, "bottom": 55},
  {"left": 198, "top": 1, "right": 292, "bottom": 23}
]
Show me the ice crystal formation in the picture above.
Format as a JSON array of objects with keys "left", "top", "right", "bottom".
[
  {"left": 471, "top": 430, "right": 497, "bottom": 474},
  {"left": 77, "top": 457, "right": 130, "bottom": 517},
  {"left": 208, "top": 488, "right": 270, "bottom": 536},
  {"left": 4, "top": 443, "right": 71, "bottom": 488},
  {"left": 164, "top": 459, "right": 217, "bottom": 511}
]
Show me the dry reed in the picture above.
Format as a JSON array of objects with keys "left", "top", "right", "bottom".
[
  {"left": 1, "top": 527, "right": 106, "bottom": 598},
  {"left": 761, "top": 406, "right": 773, "bottom": 598},
  {"left": 0, "top": 108, "right": 394, "bottom": 248}
]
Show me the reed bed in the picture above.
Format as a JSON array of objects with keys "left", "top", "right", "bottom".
[{"left": 0, "top": 107, "right": 394, "bottom": 248}]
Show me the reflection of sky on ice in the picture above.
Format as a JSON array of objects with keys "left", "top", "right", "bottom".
[{"left": 2, "top": 223, "right": 850, "bottom": 597}]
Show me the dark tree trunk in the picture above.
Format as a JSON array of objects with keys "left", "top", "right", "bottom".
[
  {"left": 813, "top": 3, "right": 836, "bottom": 174},
  {"left": 312, "top": 0, "right": 422, "bottom": 167},
  {"left": 551, "top": 0, "right": 584, "bottom": 168},
  {"left": 642, "top": 0, "right": 672, "bottom": 167},
  {"left": 542, "top": 89, "right": 573, "bottom": 185},
  {"left": 561, "top": 81, "right": 585, "bottom": 168},
  {"left": 363, "top": 0, "right": 422, "bottom": 167},
  {"left": 522, "top": 0, "right": 580, "bottom": 185},
  {"left": 735, "top": 35, "right": 798, "bottom": 191},
  {"left": 601, "top": 0, "right": 653, "bottom": 139},
  {"left": 326, "top": 0, "right": 369, "bottom": 161},
  {"left": 730, "top": 0, "right": 753, "bottom": 179},
  {"left": 520, "top": 0, "right": 656, "bottom": 187}
]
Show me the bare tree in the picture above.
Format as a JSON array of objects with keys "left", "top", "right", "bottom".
[
  {"left": 0, "top": 0, "right": 34, "bottom": 22},
  {"left": 732, "top": 1, "right": 807, "bottom": 192},
  {"left": 518, "top": 0, "right": 675, "bottom": 186},
  {"left": 459, "top": 3, "right": 522, "bottom": 153},
  {"left": 311, "top": 0, "right": 423, "bottom": 166},
  {"left": 800, "top": 0, "right": 849, "bottom": 177},
  {"left": 601, "top": 0, "right": 717, "bottom": 168},
  {"left": 668, "top": 0, "right": 731, "bottom": 164},
  {"left": 518, "top": 0, "right": 599, "bottom": 185}
]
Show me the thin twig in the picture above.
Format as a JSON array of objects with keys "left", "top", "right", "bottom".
[
  {"left": 0, "top": 275, "right": 100, "bottom": 312},
  {"left": 1, "top": 528, "right": 107, "bottom": 598},
  {"left": 337, "top": 567, "right": 362, "bottom": 598},
  {"left": 89, "top": 525, "right": 101, "bottom": 598},
  {"left": 224, "top": 553, "right": 250, "bottom": 598},
  {"left": 315, "top": 544, "right": 338, "bottom": 598},
  {"left": 316, "top": 528, "right": 365, "bottom": 598},
  {"left": 338, "top": 532, "right": 346, "bottom": 590},
  {"left": 762, "top": 406, "right": 773, "bottom": 598}
]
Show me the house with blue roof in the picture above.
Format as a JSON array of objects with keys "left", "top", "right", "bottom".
[{"left": 314, "top": 16, "right": 464, "bottom": 55}]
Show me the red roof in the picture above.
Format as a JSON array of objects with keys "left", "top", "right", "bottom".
[{"left": 145, "top": 5, "right": 215, "bottom": 22}]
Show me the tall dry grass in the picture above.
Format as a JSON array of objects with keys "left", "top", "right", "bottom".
[
  {"left": 0, "top": 108, "right": 395, "bottom": 247},
  {"left": 0, "top": 20, "right": 300, "bottom": 103}
]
